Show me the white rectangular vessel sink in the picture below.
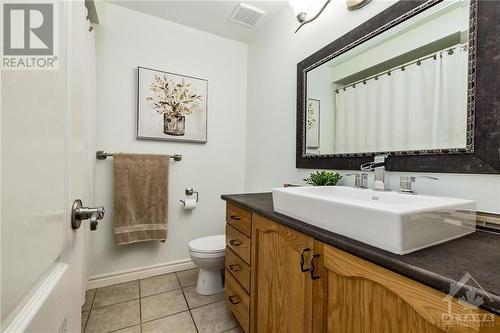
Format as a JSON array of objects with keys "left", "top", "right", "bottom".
[{"left": 272, "top": 186, "right": 476, "bottom": 255}]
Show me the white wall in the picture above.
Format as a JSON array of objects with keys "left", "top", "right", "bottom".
[
  {"left": 245, "top": 1, "right": 500, "bottom": 214},
  {"left": 93, "top": 2, "right": 247, "bottom": 277},
  {"left": 245, "top": 0, "right": 395, "bottom": 190}
]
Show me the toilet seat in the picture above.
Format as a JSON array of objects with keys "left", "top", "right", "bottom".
[
  {"left": 188, "top": 234, "right": 225, "bottom": 254},
  {"left": 188, "top": 250, "right": 225, "bottom": 259}
]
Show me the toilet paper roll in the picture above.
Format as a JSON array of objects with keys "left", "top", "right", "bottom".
[{"left": 183, "top": 198, "right": 197, "bottom": 210}]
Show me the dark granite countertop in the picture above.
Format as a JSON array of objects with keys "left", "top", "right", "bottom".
[{"left": 221, "top": 192, "right": 500, "bottom": 315}]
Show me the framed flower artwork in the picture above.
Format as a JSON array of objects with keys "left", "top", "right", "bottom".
[
  {"left": 137, "top": 66, "right": 208, "bottom": 143},
  {"left": 306, "top": 98, "right": 320, "bottom": 149}
]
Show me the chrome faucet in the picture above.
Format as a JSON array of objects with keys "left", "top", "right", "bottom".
[{"left": 360, "top": 155, "right": 389, "bottom": 191}]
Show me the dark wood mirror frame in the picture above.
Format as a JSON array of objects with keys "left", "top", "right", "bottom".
[{"left": 296, "top": 0, "right": 500, "bottom": 174}]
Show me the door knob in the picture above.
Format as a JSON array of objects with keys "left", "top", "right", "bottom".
[{"left": 71, "top": 199, "right": 105, "bottom": 230}]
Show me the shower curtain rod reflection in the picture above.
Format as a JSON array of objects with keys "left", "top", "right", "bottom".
[
  {"left": 96, "top": 150, "right": 183, "bottom": 161},
  {"left": 334, "top": 43, "right": 468, "bottom": 93}
]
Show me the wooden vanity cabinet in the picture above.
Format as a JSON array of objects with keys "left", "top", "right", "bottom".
[
  {"left": 251, "top": 214, "right": 320, "bottom": 333},
  {"left": 224, "top": 205, "right": 500, "bottom": 333},
  {"left": 321, "top": 245, "right": 500, "bottom": 333}
]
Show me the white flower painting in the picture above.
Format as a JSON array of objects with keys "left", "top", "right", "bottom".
[
  {"left": 306, "top": 99, "right": 320, "bottom": 148},
  {"left": 137, "top": 67, "right": 208, "bottom": 143}
]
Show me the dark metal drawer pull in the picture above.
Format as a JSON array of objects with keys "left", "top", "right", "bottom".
[
  {"left": 228, "top": 295, "right": 240, "bottom": 305},
  {"left": 310, "top": 254, "right": 320, "bottom": 280},
  {"left": 300, "top": 248, "right": 311, "bottom": 272},
  {"left": 230, "top": 215, "right": 241, "bottom": 221},
  {"left": 229, "top": 264, "right": 241, "bottom": 272},
  {"left": 229, "top": 239, "right": 241, "bottom": 246}
]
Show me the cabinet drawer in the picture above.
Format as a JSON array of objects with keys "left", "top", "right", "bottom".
[
  {"left": 226, "top": 224, "right": 251, "bottom": 264},
  {"left": 225, "top": 270, "right": 250, "bottom": 333},
  {"left": 225, "top": 247, "right": 251, "bottom": 293},
  {"left": 226, "top": 203, "right": 252, "bottom": 237}
]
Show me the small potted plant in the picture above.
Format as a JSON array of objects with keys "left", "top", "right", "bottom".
[
  {"left": 146, "top": 75, "right": 202, "bottom": 136},
  {"left": 304, "top": 171, "right": 342, "bottom": 186}
]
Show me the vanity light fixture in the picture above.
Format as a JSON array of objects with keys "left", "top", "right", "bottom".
[
  {"left": 289, "top": 0, "right": 332, "bottom": 33},
  {"left": 347, "top": 0, "right": 372, "bottom": 11},
  {"left": 290, "top": 0, "right": 371, "bottom": 32}
]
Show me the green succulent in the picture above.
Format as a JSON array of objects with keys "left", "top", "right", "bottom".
[{"left": 303, "top": 171, "right": 342, "bottom": 186}]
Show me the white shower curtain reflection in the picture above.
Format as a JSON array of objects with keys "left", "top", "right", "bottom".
[{"left": 334, "top": 47, "right": 468, "bottom": 153}]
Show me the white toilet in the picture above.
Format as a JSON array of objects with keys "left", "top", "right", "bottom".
[{"left": 188, "top": 234, "right": 226, "bottom": 295}]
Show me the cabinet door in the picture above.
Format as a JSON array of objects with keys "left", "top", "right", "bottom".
[
  {"left": 251, "top": 214, "right": 317, "bottom": 333},
  {"left": 321, "top": 244, "right": 500, "bottom": 333}
]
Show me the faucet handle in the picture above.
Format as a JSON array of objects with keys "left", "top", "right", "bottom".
[
  {"left": 345, "top": 173, "right": 368, "bottom": 188},
  {"left": 400, "top": 175, "right": 438, "bottom": 194},
  {"left": 400, "top": 176, "right": 416, "bottom": 194}
]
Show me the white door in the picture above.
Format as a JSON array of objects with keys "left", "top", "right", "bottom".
[{"left": 1, "top": 1, "right": 96, "bottom": 332}]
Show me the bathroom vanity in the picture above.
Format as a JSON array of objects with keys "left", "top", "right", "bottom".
[
  {"left": 220, "top": 0, "right": 500, "bottom": 330},
  {"left": 222, "top": 193, "right": 500, "bottom": 333}
]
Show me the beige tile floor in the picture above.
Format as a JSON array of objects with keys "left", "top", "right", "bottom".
[{"left": 82, "top": 268, "right": 243, "bottom": 333}]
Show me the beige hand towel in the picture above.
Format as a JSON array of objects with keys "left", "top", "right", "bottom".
[{"left": 113, "top": 153, "right": 169, "bottom": 245}]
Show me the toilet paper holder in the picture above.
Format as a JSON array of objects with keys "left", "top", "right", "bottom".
[{"left": 180, "top": 187, "right": 199, "bottom": 205}]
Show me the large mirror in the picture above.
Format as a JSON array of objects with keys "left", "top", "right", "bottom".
[{"left": 303, "top": 0, "right": 472, "bottom": 157}]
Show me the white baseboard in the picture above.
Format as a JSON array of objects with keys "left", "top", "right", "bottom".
[{"left": 86, "top": 259, "right": 196, "bottom": 290}]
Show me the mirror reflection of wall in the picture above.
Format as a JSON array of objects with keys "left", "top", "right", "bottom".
[
  {"left": 306, "top": 67, "right": 334, "bottom": 154},
  {"left": 305, "top": 0, "right": 470, "bottom": 156}
]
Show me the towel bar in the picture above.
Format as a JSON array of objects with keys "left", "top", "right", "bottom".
[{"left": 96, "top": 150, "right": 182, "bottom": 161}]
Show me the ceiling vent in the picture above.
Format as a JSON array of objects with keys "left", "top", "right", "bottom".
[{"left": 231, "top": 3, "right": 266, "bottom": 28}]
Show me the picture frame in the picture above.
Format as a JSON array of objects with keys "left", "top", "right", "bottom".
[
  {"left": 306, "top": 98, "right": 320, "bottom": 149},
  {"left": 137, "top": 66, "right": 208, "bottom": 143}
]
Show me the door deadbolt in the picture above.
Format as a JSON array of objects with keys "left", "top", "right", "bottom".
[{"left": 71, "top": 199, "right": 105, "bottom": 230}]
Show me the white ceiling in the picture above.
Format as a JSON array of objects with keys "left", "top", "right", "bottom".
[{"left": 110, "top": 1, "right": 289, "bottom": 43}]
